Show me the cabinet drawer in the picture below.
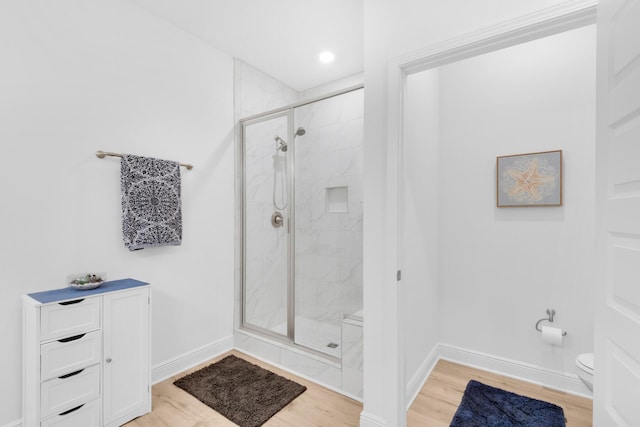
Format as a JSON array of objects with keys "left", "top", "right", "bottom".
[
  {"left": 40, "top": 364, "right": 100, "bottom": 419},
  {"left": 40, "top": 398, "right": 101, "bottom": 427},
  {"left": 41, "top": 331, "right": 101, "bottom": 381},
  {"left": 40, "top": 298, "right": 101, "bottom": 342}
]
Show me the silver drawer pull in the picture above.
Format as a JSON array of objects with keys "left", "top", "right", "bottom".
[
  {"left": 58, "top": 299, "right": 84, "bottom": 306},
  {"left": 58, "top": 333, "right": 86, "bottom": 343},
  {"left": 58, "top": 369, "right": 84, "bottom": 379},
  {"left": 59, "top": 404, "right": 84, "bottom": 416}
]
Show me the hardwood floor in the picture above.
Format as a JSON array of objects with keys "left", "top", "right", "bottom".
[
  {"left": 125, "top": 351, "right": 592, "bottom": 426},
  {"left": 408, "top": 359, "right": 594, "bottom": 426},
  {"left": 124, "top": 350, "right": 363, "bottom": 427}
]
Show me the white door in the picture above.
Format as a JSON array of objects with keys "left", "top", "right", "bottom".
[
  {"left": 103, "top": 288, "right": 150, "bottom": 425},
  {"left": 595, "top": 0, "right": 640, "bottom": 425}
]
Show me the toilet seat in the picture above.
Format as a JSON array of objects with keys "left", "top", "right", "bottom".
[{"left": 577, "top": 353, "right": 594, "bottom": 373}]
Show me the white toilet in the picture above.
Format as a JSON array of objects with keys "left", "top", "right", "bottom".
[{"left": 575, "top": 353, "right": 594, "bottom": 391}]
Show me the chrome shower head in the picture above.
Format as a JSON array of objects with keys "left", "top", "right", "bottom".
[{"left": 294, "top": 127, "right": 306, "bottom": 137}]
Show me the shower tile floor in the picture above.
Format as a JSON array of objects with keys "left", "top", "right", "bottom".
[
  {"left": 296, "top": 317, "right": 342, "bottom": 358},
  {"left": 272, "top": 316, "right": 342, "bottom": 358}
]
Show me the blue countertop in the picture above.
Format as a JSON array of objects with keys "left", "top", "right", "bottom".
[{"left": 27, "top": 278, "right": 149, "bottom": 304}]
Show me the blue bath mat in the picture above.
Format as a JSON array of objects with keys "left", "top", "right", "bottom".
[{"left": 450, "top": 380, "right": 566, "bottom": 427}]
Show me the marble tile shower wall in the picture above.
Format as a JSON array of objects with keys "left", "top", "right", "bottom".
[
  {"left": 234, "top": 59, "right": 300, "bottom": 119},
  {"left": 236, "top": 58, "right": 363, "bottom": 334},
  {"left": 234, "top": 60, "right": 364, "bottom": 397},
  {"left": 294, "top": 89, "right": 364, "bottom": 328},
  {"left": 243, "top": 117, "right": 289, "bottom": 331},
  {"left": 234, "top": 59, "right": 299, "bottom": 332}
]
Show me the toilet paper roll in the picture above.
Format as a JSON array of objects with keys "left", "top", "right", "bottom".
[{"left": 541, "top": 325, "right": 564, "bottom": 346}]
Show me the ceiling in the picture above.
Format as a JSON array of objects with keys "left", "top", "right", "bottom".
[{"left": 130, "top": 0, "right": 364, "bottom": 92}]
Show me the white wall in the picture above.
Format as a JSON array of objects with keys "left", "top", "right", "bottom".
[
  {"left": 438, "top": 25, "right": 596, "bottom": 374},
  {"left": 403, "top": 70, "right": 441, "bottom": 391},
  {"left": 363, "top": 1, "right": 596, "bottom": 425},
  {"left": 0, "top": 1, "right": 235, "bottom": 424}
]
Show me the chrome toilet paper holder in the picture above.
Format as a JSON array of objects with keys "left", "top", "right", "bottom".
[{"left": 535, "top": 308, "right": 567, "bottom": 336}]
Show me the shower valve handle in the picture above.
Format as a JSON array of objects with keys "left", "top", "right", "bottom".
[{"left": 271, "top": 211, "right": 284, "bottom": 228}]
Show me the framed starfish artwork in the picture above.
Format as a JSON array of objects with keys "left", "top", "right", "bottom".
[{"left": 496, "top": 150, "right": 562, "bottom": 207}]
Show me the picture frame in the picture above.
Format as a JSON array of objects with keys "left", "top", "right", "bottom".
[{"left": 496, "top": 150, "right": 562, "bottom": 207}]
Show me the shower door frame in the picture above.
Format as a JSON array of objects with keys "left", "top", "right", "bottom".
[
  {"left": 240, "top": 109, "right": 295, "bottom": 344},
  {"left": 239, "top": 83, "right": 364, "bottom": 359}
]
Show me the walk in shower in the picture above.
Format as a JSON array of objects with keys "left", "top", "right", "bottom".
[{"left": 240, "top": 86, "right": 363, "bottom": 360}]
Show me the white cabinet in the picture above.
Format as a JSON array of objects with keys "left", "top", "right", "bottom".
[
  {"left": 102, "top": 288, "right": 150, "bottom": 426},
  {"left": 23, "top": 279, "right": 151, "bottom": 427}
]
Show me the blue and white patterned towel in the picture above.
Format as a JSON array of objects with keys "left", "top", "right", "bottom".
[{"left": 121, "top": 154, "right": 182, "bottom": 251}]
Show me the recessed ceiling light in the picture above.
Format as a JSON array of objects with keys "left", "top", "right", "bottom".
[{"left": 319, "top": 51, "right": 335, "bottom": 64}]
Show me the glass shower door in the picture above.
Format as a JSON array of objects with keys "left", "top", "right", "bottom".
[
  {"left": 241, "top": 87, "right": 364, "bottom": 358},
  {"left": 292, "top": 89, "right": 364, "bottom": 357},
  {"left": 242, "top": 112, "right": 290, "bottom": 337}
]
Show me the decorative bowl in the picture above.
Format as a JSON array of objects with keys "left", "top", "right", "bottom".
[{"left": 68, "top": 273, "right": 106, "bottom": 290}]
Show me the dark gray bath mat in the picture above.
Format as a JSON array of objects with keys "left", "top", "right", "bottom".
[{"left": 173, "top": 354, "right": 307, "bottom": 427}]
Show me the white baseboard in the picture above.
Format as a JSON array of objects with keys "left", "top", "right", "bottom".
[
  {"left": 403, "top": 342, "right": 592, "bottom": 414},
  {"left": 151, "top": 335, "right": 234, "bottom": 384},
  {"left": 359, "top": 411, "right": 388, "bottom": 427},
  {"left": 405, "top": 344, "right": 440, "bottom": 410},
  {"left": 437, "top": 343, "right": 593, "bottom": 399},
  {"left": 2, "top": 419, "right": 21, "bottom": 427}
]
